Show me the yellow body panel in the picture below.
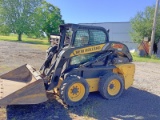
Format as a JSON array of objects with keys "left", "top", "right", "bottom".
[
  {"left": 70, "top": 44, "right": 105, "bottom": 57},
  {"left": 113, "top": 63, "right": 135, "bottom": 89},
  {"left": 86, "top": 63, "right": 135, "bottom": 92},
  {"left": 86, "top": 78, "right": 100, "bottom": 92},
  {"left": 54, "top": 63, "right": 135, "bottom": 94}
]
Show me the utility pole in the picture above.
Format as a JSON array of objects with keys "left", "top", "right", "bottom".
[{"left": 149, "top": 0, "right": 159, "bottom": 56}]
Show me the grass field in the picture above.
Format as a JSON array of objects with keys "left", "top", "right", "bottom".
[
  {"left": 0, "top": 34, "right": 49, "bottom": 45},
  {"left": 0, "top": 34, "right": 49, "bottom": 50},
  {"left": 0, "top": 34, "right": 160, "bottom": 63},
  {"left": 132, "top": 52, "right": 160, "bottom": 63}
]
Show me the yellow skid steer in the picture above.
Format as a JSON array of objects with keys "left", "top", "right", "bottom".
[{"left": 0, "top": 24, "right": 135, "bottom": 106}]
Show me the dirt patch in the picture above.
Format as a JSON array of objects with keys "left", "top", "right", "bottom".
[
  {"left": 134, "top": 62, "right": 160, "bottom": 96},
  {"left": 0, "top": 41, "right": 46, "bottom": 75},
  {"left": 0, "top": 41, "right": 160, "bottom": 120}
]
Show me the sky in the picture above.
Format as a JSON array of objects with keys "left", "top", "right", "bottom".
[{"left": 46, "top": 0, "right": 156, "bottom": 24}]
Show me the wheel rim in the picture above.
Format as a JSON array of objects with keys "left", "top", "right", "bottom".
[
  {"left": 107, "top": 79, "right": 121, "bottom": 96},
  {"left": 68, "top": 82, "right": 85, "bottom": 102}
]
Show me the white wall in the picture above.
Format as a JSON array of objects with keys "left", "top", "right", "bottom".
[{"left": 80, "top": 22, "right": 138, "bottom": 51}]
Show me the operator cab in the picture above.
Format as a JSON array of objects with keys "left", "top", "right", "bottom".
[{"left": 58, "top": 24, "right": 109, "bottom": 48}]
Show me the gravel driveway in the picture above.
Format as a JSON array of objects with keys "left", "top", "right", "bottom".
[{"left": 0, "top": 41, "right": 160, "bottom": 120}]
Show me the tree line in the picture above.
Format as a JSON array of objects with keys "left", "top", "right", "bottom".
[
  {"left": 130, "top": 5, "right": 160, "bottom": 44},
  {"left": 0, "top": 0, "right": 64, "bottom": 41},
  {"left": 0, "top": 1, "right": 159, "bottom": 44}
]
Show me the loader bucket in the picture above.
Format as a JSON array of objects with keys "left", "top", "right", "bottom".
[{"left": 0, "top": 64, "right": 48, "bottom": 106}]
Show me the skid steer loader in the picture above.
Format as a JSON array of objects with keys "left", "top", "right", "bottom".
[{"left": 0, "top": 24, "right": 135, "bottom": 106}]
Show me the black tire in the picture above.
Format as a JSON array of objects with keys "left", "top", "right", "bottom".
[
  {"left": 60, "top": 75, "right": 89, "bottom": 106},
  {"left": 99, "top": 73, "right": 124, "bottom": 99}
]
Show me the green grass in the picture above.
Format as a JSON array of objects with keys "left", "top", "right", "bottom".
[
  {"left": 0, "top": 34, "right": 49, "bottom": 50},
  {"left": 0, "top": 34, "right": 49, "bottom": 45},
  {"left": 132, "top": 52, "right": 160, "bottom": 63}
]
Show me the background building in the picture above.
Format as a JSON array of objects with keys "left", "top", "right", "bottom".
[{"left": 80, "top": 22, "right": 138, "bottom": 51}]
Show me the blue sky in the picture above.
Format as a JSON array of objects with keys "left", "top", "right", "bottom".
[{"left": 46, "top": 0, "right": 156, "bottom": 24}]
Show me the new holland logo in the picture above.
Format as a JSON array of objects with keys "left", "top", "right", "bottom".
[{"left": 70, "top": 44, "right": 105, "bottom": 57}]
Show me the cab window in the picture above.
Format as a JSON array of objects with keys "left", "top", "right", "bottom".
[
  {"left": 73, "top": 29, "right": 106, "bottom": 47},
  {"left": 70, "top": 53, "right": 95, "bottom": 65},
  {"left": 74, "top": 30, "right": 89, "bottom": 47},
  {"left": 89, "top": 30, "right": 106, "bottom": 45}
]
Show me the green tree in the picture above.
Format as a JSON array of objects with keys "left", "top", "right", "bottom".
[
  {"left": 30, "top": 1, "right": 64, "bottom": 40},
  {"left": 130, "top": 6, "right": 160, "bottom": 43},
  {"left": 0, "top": 0, "right": 42, "bottom": 41}
]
